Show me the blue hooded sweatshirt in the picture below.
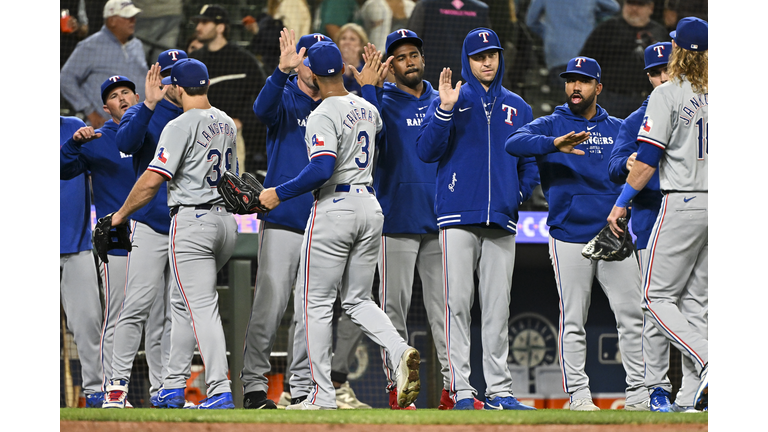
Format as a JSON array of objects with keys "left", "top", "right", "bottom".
[
  {"left": 116, "top": 98, "right": 184, "bottom": 235},
  {"left": 415, "top": 31, "right": 539, "bottom": 234},
  {"left": 253, "top": 69, "right": 323, "bottom": 231},
  {"left": 60, "top": 119, "right": 135, "bottom": 257},
  {"left": 607, "top": 97, "right": 662, "bottom": 250},
  {"left": 506, "top": 103, "right": 624, "bottom": 243},
  {"left": 366, "top": 81, "right": 440, "bottom": 234},
  {"left": 60, "top": 116, "right": 92, "bottom": 254}
]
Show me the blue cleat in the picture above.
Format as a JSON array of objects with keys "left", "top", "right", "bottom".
[
  {"left": 185, "top": 392, "right": 235, "bottom": 409},
  {"left": 484, "top": 396, "right": 536, "bottom": 410},
  {"left": 453, "top": 398, "right": 477, "bottom": 410},
  {"left": 85, "top": 392, "right": 105, "bottom": 408},
  {"left": 151, "top": 387, "right": 186, "bottom": 408},
  {"left": 649, "top": 387, "right": 672, "bottom": 412}
]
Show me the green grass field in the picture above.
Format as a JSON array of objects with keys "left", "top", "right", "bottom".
[{"left": 61, "top": 408, "right": 707, "bottom": 425}]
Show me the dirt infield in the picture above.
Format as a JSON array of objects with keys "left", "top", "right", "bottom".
[{"left": 61, "top": 421, "right": 707, "bottom": 431}]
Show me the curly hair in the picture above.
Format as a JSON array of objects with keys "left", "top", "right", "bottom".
[{"left": 667, "top": 46, "right": 708, "bottom": 94}]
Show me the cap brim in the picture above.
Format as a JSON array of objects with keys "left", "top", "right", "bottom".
[
  {"left": 644, "top": 60, "right": 668, "bottom": 71},
  {"left": 559, "top": 71, "right": 598, "bottom": 81},
  {"left": 386, "top": 37, "right": 423, "bottom": 56},
  {"left": 161, "top": 76, "right": 173, "bottom": 85},
  {"left": 670, "top": 30, "right": 677, "bottom": 39},
  {"left": 467, "top": 45, "right": 504, "bottom": 56},
  {"left": 118, "top": 6, "right": 142, "bottom": 18}
]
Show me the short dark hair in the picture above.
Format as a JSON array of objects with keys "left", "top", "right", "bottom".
[{"left": 178, "top": 83, "right": 210, "bottom": 96}]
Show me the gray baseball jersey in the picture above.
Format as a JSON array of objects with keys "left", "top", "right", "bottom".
[
  {"left": 296, "top": 93, "right": 413, "bottom": 409},
  {"left": 636, "top": 78, "right": 708, "bottom": 376}
]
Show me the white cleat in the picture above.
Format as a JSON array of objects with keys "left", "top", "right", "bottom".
[
  {"left": 569, "top": 398, "right": 600, "bottom": 411},
  {"left": 286, "top": 400, "right": 335, "bottom": 410},
  {"left": 395, "top": 347, "right": 421, "bottom": 409}
]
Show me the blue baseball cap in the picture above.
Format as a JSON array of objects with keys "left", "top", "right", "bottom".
[
  {"left": 297, "top": 33, "right": 330, "bottom": 55},
  {"left": 465, "top": 28, "right": 503, "bottom": 56},
  {"left": 644, "top": 42, "right": 672, "bottom": 71},
  {"left": 670, "top": 17, "right": 708, "bottom": 51},
  {"left": 560, "top": 56, "right": 601, "bottom": 83},
  {"left": 161, "top": 58, "right": 210, "bottom": 87},
  {"left": 158, "top": 49, "right": 188, "bottom": 73},
  {"left": 101, "top": 75, "right": 136, "bottom": 103},
  {"left": 303, "top": 41, "right": 344, "bottom": 76},
  {"left": 385, "top": 29, "right": 423, "bottom": 56}
]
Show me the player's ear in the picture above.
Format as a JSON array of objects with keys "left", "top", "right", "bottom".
[
  {"left": 595, "top": 83, "right": 603, "bottom": 96},
  {"left": 135, "top": 93, "right": 140, "bottom": 103},
  {"left": 103, "top": 104, "right": 110, "bottom": 115}
]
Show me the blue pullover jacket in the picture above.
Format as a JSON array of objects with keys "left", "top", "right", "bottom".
[
  {"left": 253, "top": 69, "right": 323, "bottom": 231},
  {"left": 366, "top": 81, "right": 440, "bottom": 234},
  {"left": 60, "top": 116, "right": 92, "bottom": 254},
  {"left": 60, "top": 119, "right": 135, "bottom": 257},
  {"left": 607, "top": 97, "right": 662, "bottom": 250},
  {"left": 506, "top": 103, "right": 624, "bottom": 243},
  {"left": 116, "top": 99, "right": 184, "bottom": 235},
  {"left": 415, "top": 38, "right": 538, "bottom": 234}
]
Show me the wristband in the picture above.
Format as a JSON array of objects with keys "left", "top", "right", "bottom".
[{"left": 615, "top": 183, "right": 640, "bottom": 208}]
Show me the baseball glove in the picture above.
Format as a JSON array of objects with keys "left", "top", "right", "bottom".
[
  {"left": 92, "top": 212, "right": 133, "bottom": 264},
  {"left": 217, "top": 170, "right": 269, "bottom": 214},
  {"left": 581, "top": 218, "right": 634, "bottom": 261}
]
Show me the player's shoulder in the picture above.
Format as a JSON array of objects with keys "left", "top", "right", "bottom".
[{"left": 61, "top": 116, "right": 87, "bottom": 129}]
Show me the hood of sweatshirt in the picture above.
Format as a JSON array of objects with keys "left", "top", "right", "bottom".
[{"left": 460, "top": 28, "right": 505, "bottom": 101}]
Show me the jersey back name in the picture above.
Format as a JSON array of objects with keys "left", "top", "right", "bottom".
[
  {"left": 638, "top": 80, "right": 708, "bottom": 191},
  {"left": 305, "top": 93, "right": 382, "bottom": 187},
  {"left": 149, "top": 107, "right": 238, "bottom": 206}
]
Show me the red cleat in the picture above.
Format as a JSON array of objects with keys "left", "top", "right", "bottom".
[
  {"left": 438, "top": 389, "right": 483, "bottom": 410},
  {"left": 389, "top": 388, "right": 416, "bottom": 410}
]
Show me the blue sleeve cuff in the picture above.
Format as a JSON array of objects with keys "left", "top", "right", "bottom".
[
  {"left": 275, "top": 155, "right": 336, "bottom": 201},
  {"left": 434, "top": 106, "right": 453, "bottom": 122},
  {"left": 636, "top": 142, "right": 664, "bottom": 168},
  {"left": 616, "top": 183, "right": 641, "bottom": 208}
]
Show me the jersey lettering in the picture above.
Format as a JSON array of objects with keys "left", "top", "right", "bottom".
[
  {"left": 342, "top": 107, "right": 375, "bottom": 130},
  {"left": 679, "top": 93, "right": 708, "bottom": 126}
]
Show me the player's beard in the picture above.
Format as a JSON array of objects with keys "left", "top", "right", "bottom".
[
  {"left": 398, "top": 67, "right": 423, "bottom": 89},
  {"left": 567, "top": 91, "right": 596, "bottom": 116}
]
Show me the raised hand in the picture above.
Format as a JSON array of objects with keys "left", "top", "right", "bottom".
[
  {"left": 553, "top": 131, "right": 589, "bottom": 155},
  {"left": 278, "top": 28, "right": 305, "bottom": 74},
  {"left": 73, "top": 126, "right": 102, "bottom": 143},
  {"left": 144, "top": 63, "right": 168, "bottom": 110},
  {"left": 438, "top": 68, "right": 461, "bottom": 111},
  {"left": 353, "top": 44, "right": 385, "bottom": 87}
]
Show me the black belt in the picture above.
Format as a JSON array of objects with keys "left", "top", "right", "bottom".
[
  {"left": 169, "top": 204, "right": 215, "bottom": 217},
  {"left": 334, "top": 185, "right": 375, "bottom": 194}
]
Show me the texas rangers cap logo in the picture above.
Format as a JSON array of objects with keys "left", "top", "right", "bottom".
[
  {"left": 109, "top": 75, "right": 121, "bottom": 82},
  {"left": 478, "top": 32, "right": 490, "bottom": 43},
  {"left": 397, "top": 29, "right": 409, "bottom": 38},
  {"left": 574, "top": 58, "right": 587, "bottom": 67},
  {"left": 314, "top": 34, "right": 325, "bottom": 42},
  {"left": 653, "top": 45, "right": 666, "bottom": 58},
  {"left": 167, "top": 50, "right": 180, "bottom": 61}
]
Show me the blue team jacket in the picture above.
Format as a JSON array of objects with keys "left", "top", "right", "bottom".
[
  {"left": 253, "top": 69, "right": 321, "bottom": 231},
  {"left": 60, "top": 119, "right": 135, "bottom": 256},
  {"left": 506, "top": 104, "right": 624, "bottom": 243},
  {"left": 116, "top": 99, "right": 183, "bottom": 235},
  {"left": 608, "top": 97, "right": 663, "bottom": 250},
  {"left": 367, "top": 81, "right": 440, "bottom": 234},
  {"left": 60, "top": 116, "right": 92, "bottom": 254},
  {"left": 415, "top": 39, "right": 539, "bottom": 235}
]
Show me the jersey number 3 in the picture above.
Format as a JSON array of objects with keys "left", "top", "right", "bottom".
[
  {"left": 355, "top": 131, "right": 370, "bottom": 170},
  {"left": 207, "top": 148, "right": 234, "bottom": 186}
]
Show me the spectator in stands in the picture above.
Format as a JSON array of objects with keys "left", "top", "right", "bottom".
[
  {"left": 580, "top": 0, "right": 669, "bottom": 118},
  {"left": 132, "top": 0, "right": 184, "bottom": 63},
  {"left": 60, "top": 0, "right": 147, "bottom": 129},
  {"left": 335, "top": 23, "right": 369, "bottom": 96},
  {"left": 360, "top": 0, "right": 392, "bottom": 50},
  {"left": 526, "top": 0, "right": 620, "bottom": 101},
  {"left": 662, "top": 0, "right": 707, "bottom": 32},
  {"left": 186, "top": 34, "right": 204, "bottom": 55},
  {"left": 190, "top": 4, "right": 268, "bottom": 172},
  {"left": 244, "top": 0, "right": 312, "bottom": 74},
  {"left": 408, "top": 0, "right": 490, "bottom": 86},
  {"left": 60, "top": 1, "right": 92, "bottom": 68},
  {"left": 315, "top": 0, "right": 361, "bottom": 41},
  {"left": 387, "top": 0, "right": 415, "bottom": 32}
]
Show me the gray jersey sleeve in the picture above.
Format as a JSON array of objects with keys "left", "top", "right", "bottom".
[
  {"left": 148, "top": 123, "right": 190, "bottom": 179},
  {"left": 306, "top": 113, "right": 340, "bottom": 161}
]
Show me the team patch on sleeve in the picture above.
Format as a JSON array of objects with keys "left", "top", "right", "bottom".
[
  {"left": 157, "top": 147, "right": 170, "bottom": 164},
  {"left": 641, "top": 116, "right": 653, "bottom": 133},
  {"left": 311, "top": 134, "right": 325, "bottom": 147}
]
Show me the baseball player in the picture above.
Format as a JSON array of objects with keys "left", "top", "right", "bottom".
[
  {"left": 104, "top": 58, "right": 240, "bottom": 410},
  {"left": 60, "top": 76, "right": 140, "bottom": 407},
  {"left": 106, "top": 50, "right": 196, "bottom": 409},
  {"left": 505, "top": 56, "right": 647, "bottom": 412},
  {"left": 609, "top": 41, "right": 701, "bottom": 413},
  {"left": 415, "top": 28, "right": 538, "bottom": 411},
  {"left": 607, "top": 17, "right": 708, "bottom": 412},
  {"left": 353, "top": 29, "right": 461, "bottom": 410},
  {"left": 60, "top": 116, "right": 104, "bottom": 408},
  {"left": 258, "top": 40, "right": 421, "bottom": 411}
]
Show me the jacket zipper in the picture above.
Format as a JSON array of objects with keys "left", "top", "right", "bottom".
[{"left": 485, "top": 97, "right": 496, "bottom": 225}]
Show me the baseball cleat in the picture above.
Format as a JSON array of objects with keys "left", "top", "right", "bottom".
[
  {"left": 102, "top": 379, "right": 129, "bottom": 409},
  {"left": 649, "top": 387, "right": 672, "bottom": 412},
  {"left": 243, "top": 390, "right": 277, "bottom": 409},
  {"left": 394, "top": 347, "right": 421, "bottom": 408},
  {"left": 569, "top": 398, "right": 600, "bottom": 411},
  {"left": 694, "top": 363, "right": 708, "bottom": 411},
  {"left": 85, "top": 392, "right": 105, "bottom": 408},
  {"left": 453, "top": 398, "right": 478, "bottom": 410},
  {"left": 276, "top": 391, "right": 291, "bottom": 409},
  {"left": 151, "top": 387, "right": 185, "bottom": 408},
  {"left": 184, "top": 392, "right": 235, "bottom": 409},
  {"left": 336, "top": 382, "right": 371, "bottom": 409},
  {"left": 624, "top": 399, "right": 650, "bottom": 411},
  {"left": 484, "top": 396, "right": 536, "bottom": 410},
  {"left": 671, "top": 403, "right": 700, "bottom": 413},
  {"left": 388, "top": 388, "right": 416, "bottom": 410},
  {"left": 286, "top": 400, "right": 335, "bottom": 410},
  {"left": 438, "top": 389, "right": 454, "bottom": 410}
]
